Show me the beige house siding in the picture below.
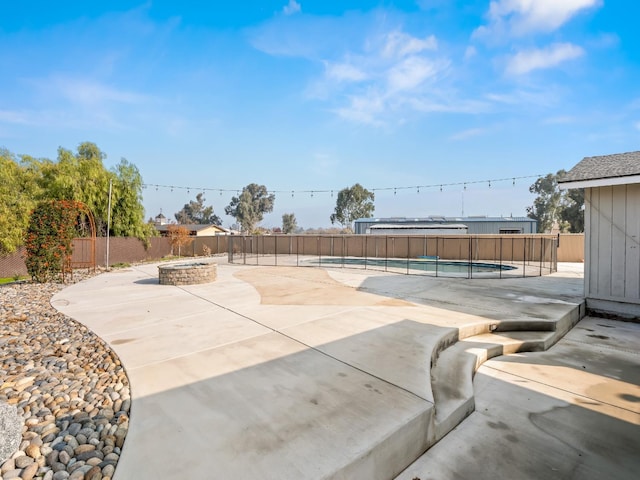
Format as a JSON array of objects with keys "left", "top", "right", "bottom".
[{"left": 585, "top": 184, "right": 640, "bottom": 315}]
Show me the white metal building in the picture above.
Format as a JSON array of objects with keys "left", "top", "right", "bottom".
[
  {"left": 354, "top": 216, "right": 537, "bottom": 235},
  {"left": 367, "top": 223, "right": 468, "bottom": 235},
  {"left": 559, "top": 151, "right": 640, "bottom": 319}
]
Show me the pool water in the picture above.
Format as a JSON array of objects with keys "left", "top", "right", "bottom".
[{"left": 316, "top": 257, "right": 517, "bottom": 273}]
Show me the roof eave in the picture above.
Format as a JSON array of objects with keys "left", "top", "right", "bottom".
[{"left": 559, "top": 174, "right": 640, "bottom": 190}]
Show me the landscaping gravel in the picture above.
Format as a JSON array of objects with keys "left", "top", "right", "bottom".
[{"left": 0, "top": 272, "right": 130, "bottom": 480}]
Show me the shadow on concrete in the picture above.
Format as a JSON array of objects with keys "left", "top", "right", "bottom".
[
  {"left": 398, "top": 338, "right": 640, "bottom": 480},
  {"left": 117, "top": 319, "right": 457, "bottom": 479},
  {"left": 133, "top": 278, "right": 160, "bottom": 285},
  {"left": 119, "top": 314, "right": 640, "bottom": 480},
  {"left": 399, "top": 370, "right": 640, "bottom": 480},
  {"left": 353, "top": 270, "right": 584, "bottom": 325}
]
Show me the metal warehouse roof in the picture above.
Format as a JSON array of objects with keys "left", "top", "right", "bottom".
[{"left": 355, "top": 216, "right": 533, "bottom": 223}]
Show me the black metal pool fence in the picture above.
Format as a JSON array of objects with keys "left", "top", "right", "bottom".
[{"left": 228, "top": 234, "right": 558, "bottom": 279}]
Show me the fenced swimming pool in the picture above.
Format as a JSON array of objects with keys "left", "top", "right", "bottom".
[
  {"left": 228, "top": 234, "right": 558, "bottom": 279},
  {"left": 316, "top": 257, "right": 516, "bottom": 274}
]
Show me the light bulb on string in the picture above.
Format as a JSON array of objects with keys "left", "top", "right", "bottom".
[
  {"left": 417, "top": 187, "right": 420, "bottom": 194},
  {"left": 488, "top": 181, "right": 491, "bottom": 188},
  {"left": 291, "top": 191, "right": 294, "bottom": 198},
  {"left": 394, "top": 188, "right": 397, "bottom": 195},
  {"left": 512, "top": 178, "right": 515, "bottom": 186},
  {"left": 440, "top": 185, "right": 443, "bottom": 192}
]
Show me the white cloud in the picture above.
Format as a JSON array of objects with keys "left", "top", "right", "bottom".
[
  {"left": 409, "top": 97, "right": 490, "bottom": 115},
  {"left": 325, "top": 62, "right": 368, "bottom": 82},
  {"left": 283, "top": 0, "right": 301, "bottom": 16},
  {"left": 381, "top": 31, "right": 437, "bottom": 59},
  {"left": 505, "top": 43, "right": 584, "bottom": 75},
  {"left": 308, "top": 153, "right": 339, "bottom": 176},
  {"left": 448, "top": 127, "right": 487, "bottom": 141},
  {"left": 334, "top": 92, "right": 386, "bottom": 126},
  {"left": 475, "top": 0, "right": 602, "bottom": 39},
  {"left": 49, "top": 77, "right": 148, "bottom": 106},
  {"left": 251, "top": 13, "right": 486, "bottom": 126},
  {"left": 464, "top": 45, "right": 477, "bottom": 60},
  {"left": 588, "top": 32, "right": 619, "bottom": 49},
  {"left": 0, "top": 110, "right": 30, "bottom": 125},
  {"left": 387, "top": 56, "right": 444, "bottom": 92}
]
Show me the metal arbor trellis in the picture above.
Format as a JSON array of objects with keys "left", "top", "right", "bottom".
[{"left": 64, "top": 201, "right": 97, "bottom": 278}]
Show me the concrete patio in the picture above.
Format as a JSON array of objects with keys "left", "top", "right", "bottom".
[{"left": 50, "top": 259, "right": 639, "bottom": 479}]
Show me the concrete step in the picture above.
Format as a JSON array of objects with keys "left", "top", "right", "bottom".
[{"left": 429, "top": 330, "right": 556, "bottom": 443}]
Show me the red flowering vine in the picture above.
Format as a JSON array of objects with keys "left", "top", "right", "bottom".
[{"left": 24, "top": 200, "right": 84, "bottom": 282}]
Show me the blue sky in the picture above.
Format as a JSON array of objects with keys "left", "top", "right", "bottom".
[{"left": 1, "top": 1, "right": 639, "bottom": 228}]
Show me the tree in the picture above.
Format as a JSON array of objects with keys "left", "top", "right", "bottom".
[
  {"left": 175, "top": 193, "right": 222, "bottom": 225},
  {"left": 0, "top": 143, "right": 156, "bottom": 248},
  {"left": 330, "top": 183, "right": 375, "bottom": 232},
  {"left": 0, "top": 150, "right": 39, "bottom": 255},
  {"left": 41, "top": 143, "right": 111, "bottom": 234},
  {"left": 282, "top": 213, "right": 297, "bottom": 234},
  {"left": 109, "top": 159, "right": 158, "bottom": 240},
  {"left": 527, "top": 170, "right": 584, "bottom": 233},
  {"left": 560, "top": 187, "right": 585, "bottom": 233},
  {"left": 225, "top": 183, "right": 275, "bottom": 233},
  {"left": 166, "top": 225, "right": 193, "bottom": 256},
  {"left": 527, "top": 172, "right": 564, "bottom": 233}
]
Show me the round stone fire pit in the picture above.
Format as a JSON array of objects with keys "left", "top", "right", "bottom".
[{"left": 158, "top": 261, "right": 217, "bottom": 286}]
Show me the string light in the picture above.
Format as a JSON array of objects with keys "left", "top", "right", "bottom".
[{"left": 141, "top": 174, "right": 541, "bottom": 198}]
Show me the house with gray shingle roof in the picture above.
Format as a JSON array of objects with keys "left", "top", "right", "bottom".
[{"left": 559, "top": 151, "right": 640, "bottom": 319}]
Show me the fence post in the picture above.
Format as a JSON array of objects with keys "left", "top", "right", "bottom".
[
  {"left": 435, "top": 237, "right": 439, "bottom": 277},
  {"left": 364, "top": 235, "right": 368, "bottom": 269},
  {"left": 385, "top": 236, "right": 388, "bottom": 272},
  {"left": 499, "top": 236, "right": 503, "bottom": 279},
  {"left": 522, "top": 237, "right": 526, "bottom": 277},
  {"left": 539, "top": 236, "right": 543, "bottom": 276},
  {"left": 407, "top": 235, "right": 410, "bottom": 275},
  {"left": 468, "top": 236, "right": 472, "bottom": 279}
]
